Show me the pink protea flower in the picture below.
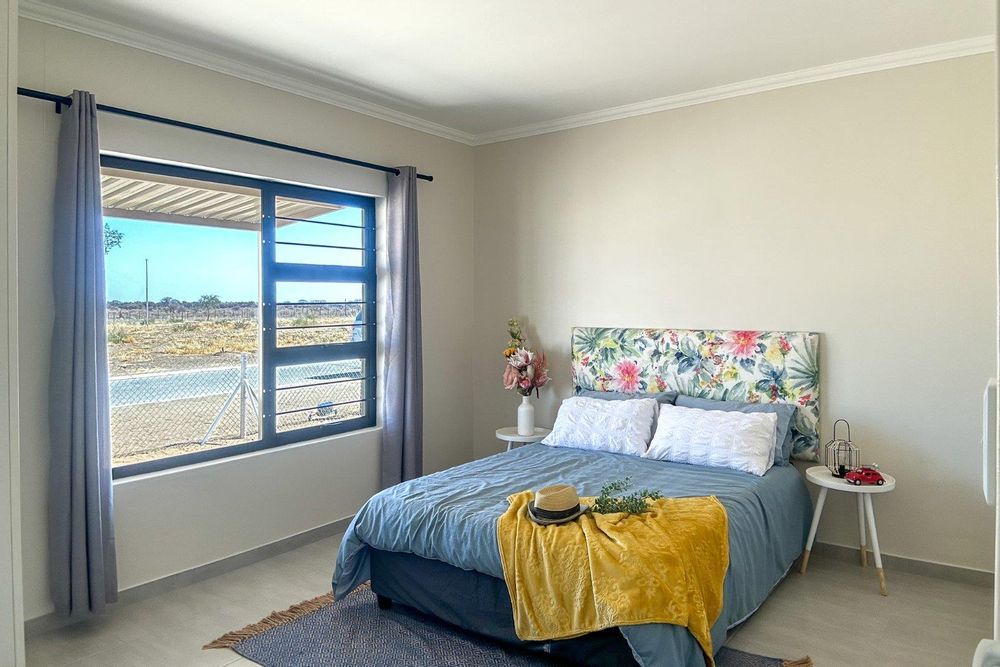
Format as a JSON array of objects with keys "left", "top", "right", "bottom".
[
  {"left": 502, "top": 364, "right": 519, "bottom": 391},
  {"left": 507, "top": 348, "right": 533, "bottom": 370},
  {"left": 726, "top": 330, "right": 760, "bottom": 359},
  {"left": 610, "top": 359, "right": 642, "bottom": 393}
]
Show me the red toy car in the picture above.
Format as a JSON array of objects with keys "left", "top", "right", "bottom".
[{"left": 845, "top": 466, "right": 885, "bottom": 486}]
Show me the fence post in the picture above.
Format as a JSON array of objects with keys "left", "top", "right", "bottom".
[{"left": 239, "top": 352, "right": 248, "bottom": 438}]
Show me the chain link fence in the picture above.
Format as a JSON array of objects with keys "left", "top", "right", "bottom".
[
  {"left": 107, "top": 309, "right": 366, "bottom": 467},
  {"left": 110, "top": 352, "right": 261, "bottom": 466},
  {"left": 109, "top": 352, "right": 367, "bottom": 467}
]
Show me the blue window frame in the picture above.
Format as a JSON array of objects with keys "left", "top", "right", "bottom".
[{"left": 103, "top": 156, "right": 377, "bottom": 478}]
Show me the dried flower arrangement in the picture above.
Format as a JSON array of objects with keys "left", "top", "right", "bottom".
[{"left": 502, "top": 318, "right": 551, "bottom": 398}]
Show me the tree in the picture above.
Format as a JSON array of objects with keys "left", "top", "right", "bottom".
[
  {"left": 198, "top": 294, "right": 221, "bottom": 310},
  {"left": 159, "top": 297, "right": 180, "bottom": 311},
  {"left": 104, "top": 223, "right": 124, "bottom": 254}
]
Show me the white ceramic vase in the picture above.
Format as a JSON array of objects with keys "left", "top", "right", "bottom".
[{"left": 517, "top": 395, "right": 535, "bottom": 436}]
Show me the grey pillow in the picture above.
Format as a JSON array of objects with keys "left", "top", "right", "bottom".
[
  {"left": 674, "top": 395, "right": 796, "bottom": 465},
  {"left": 577, "top": 389, "right": 678, "bottom": 405}
]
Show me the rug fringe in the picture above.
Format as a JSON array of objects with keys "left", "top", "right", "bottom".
[
  {"left": 203, "top": 591, "right": 337, "bottom": 649},
  {"left": 783, "top": 658, "right": 813, "bottom": 667}
]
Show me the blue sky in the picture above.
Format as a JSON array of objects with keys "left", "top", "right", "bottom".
[{"left": 105, "top": 207, "right": 364, "bottom": 303}]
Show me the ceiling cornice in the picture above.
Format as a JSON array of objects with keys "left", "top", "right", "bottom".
[
  {"left": 474, "top": 35, "right": 996, "bottom": 145},
  {"left": 18, "top": 0, "right": 479, "bottom": 145},
  {"left": 18, "top": 1, "right": 995, "bottom": 147}
]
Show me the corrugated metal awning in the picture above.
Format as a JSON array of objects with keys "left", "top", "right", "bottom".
[{"left": 101, "top": 168, "right": 341, "bottom": 230}]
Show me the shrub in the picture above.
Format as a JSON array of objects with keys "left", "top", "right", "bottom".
[{"left": 108, "top": 327, "right": 134, "bottom": 344}]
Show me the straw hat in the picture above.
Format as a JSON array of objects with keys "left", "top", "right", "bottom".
[{"left": 527, "top": 484, "right": 589, "bottom": 525}]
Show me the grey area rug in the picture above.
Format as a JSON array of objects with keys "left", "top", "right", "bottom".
[{"left": 205, "top": 585, "right": 810, "bottom": 666}]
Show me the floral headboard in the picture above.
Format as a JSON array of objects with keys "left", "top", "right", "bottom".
[{"left": 571, "top": 327, "right": 820, "bottom": 461}]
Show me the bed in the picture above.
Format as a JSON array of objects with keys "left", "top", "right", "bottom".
[{"left": 334, "top": 327, "right": 820, "bottom": 666}]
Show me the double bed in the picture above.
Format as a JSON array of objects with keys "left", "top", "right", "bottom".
[{"left": 334, "top": 327, "right": 821, "bottom": 666}]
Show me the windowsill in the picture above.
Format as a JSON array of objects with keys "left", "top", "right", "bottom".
[{"left": 113, "top": 425, "right": 383, "bottom": 486}]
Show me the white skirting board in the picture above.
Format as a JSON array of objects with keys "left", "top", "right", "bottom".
[
  {"left": 24, "top": 515, "right": 353, "bottom": 637},
  {"left": 811, "top": 541, "right": 993, "bottom": 588}
]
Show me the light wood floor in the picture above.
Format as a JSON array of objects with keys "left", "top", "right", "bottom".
[{"left": 27, "top": 534, "right": 991, "bottom": 666}]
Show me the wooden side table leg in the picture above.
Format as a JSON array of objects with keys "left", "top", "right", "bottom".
[
  {"left": 863, "top": 494, "right": 887, "bottom": 596},
  {"left": 801, "top": 487, "right": 827, "bottom": 575},
  {"left": 857, "top": 493, "right": 867, "bottom": 567}
]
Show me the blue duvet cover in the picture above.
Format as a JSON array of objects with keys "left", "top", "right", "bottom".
[{"left": 334, "top": 444, "right": 811, "bottom": 667}]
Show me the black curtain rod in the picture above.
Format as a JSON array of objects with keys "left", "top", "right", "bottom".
[{"left": 17, "top": 87, "right": 433, "bottom": 182}]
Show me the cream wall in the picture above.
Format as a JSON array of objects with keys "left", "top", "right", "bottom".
[
  {"left": 17, "top": 18, "right": 475, "bottom": 620},
  {"left": 14, "top": 17, "right": 997, "bottom": 623},
  {"left": 473, "top": 55, "right": 997, "bottom": 571}
]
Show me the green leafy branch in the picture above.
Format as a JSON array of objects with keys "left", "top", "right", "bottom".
[
  {"left": 104, "top": 223, "right": 124, "bottom": 254},
  {"left": 591, "top": 477, "right": 663, "bottom": 515}
]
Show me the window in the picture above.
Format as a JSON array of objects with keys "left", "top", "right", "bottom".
[{"left": 101, "top": 156, "right": 376, "bottom": 477}]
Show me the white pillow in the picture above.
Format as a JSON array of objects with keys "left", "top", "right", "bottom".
[
  {"left": 542, "top": 396, "right": 658, "bottom": 457},
  {"left": 644, "top": 404, "right": 778, "bottom": 476}
]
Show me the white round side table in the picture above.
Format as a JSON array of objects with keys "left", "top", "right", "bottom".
[
  {"left": 800, "top": 465, "right": 896, "bottom": 596},
  {"left": 495, "top": 427, "right": 550, "bottom": 452}
]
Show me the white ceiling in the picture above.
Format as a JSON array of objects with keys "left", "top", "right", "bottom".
[{"left": 21, "top": 0, "right": 995, "bottom": 144}]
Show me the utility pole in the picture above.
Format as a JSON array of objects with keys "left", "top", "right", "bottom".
[{"left": 144, "top": 258, "right": 149, "bottom": 325}]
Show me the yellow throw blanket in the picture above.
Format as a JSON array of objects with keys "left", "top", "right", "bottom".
[{"left": 497, "top": 492, "right": 729, "bottom": 665}]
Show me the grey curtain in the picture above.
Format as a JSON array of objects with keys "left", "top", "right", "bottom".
[
  {"left": 382, "top": 166, "right": 423, "bottom": 487},
  {"left": 48, "top": 90, "right": 118, "bottom": 618}
]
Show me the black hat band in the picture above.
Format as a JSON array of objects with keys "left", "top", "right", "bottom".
[{"left": 530, "top": 503, "right": 581, "bottom": 521}]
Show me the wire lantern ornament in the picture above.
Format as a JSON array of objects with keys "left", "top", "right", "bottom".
[{"left": 825, "top": 419, "right": 859, "bottom": 478}]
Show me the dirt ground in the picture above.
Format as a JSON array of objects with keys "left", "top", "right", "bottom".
[{"left": 108, "top": 316, "right": 355, "bottom": 376}]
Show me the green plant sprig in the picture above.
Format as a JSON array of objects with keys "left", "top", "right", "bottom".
[{"left": 591, "top": 477, "right": 663, "bottom": 514}]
